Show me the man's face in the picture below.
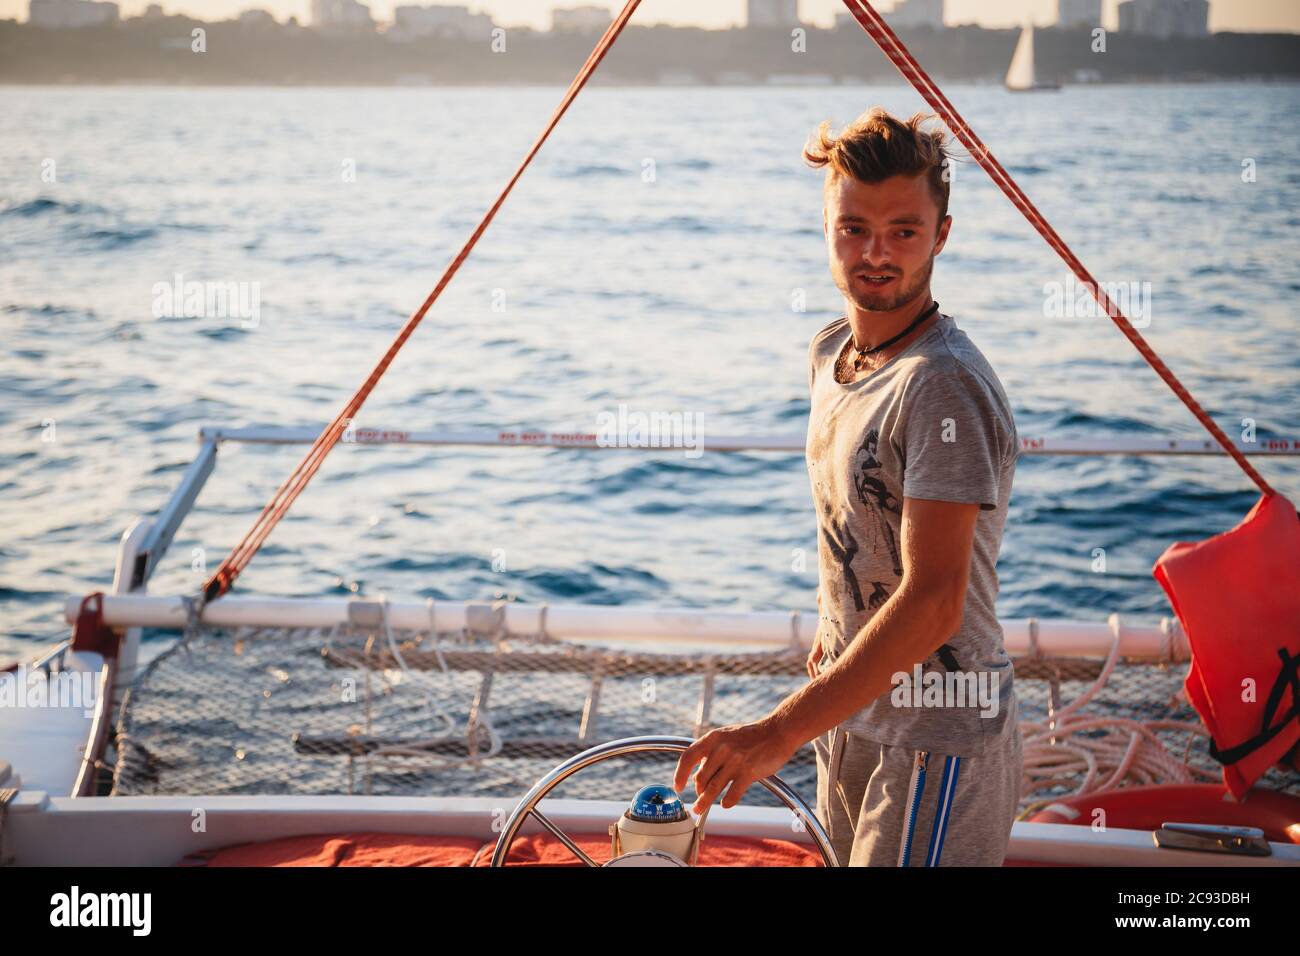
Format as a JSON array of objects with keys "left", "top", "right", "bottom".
[{"left": 823, "top": 172, "right": 951, "bottom": 314}]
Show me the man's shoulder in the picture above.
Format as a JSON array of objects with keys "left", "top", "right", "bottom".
[
  {"left": 896, "top": 320, "right": 1018, "bottom": 454},
  {"left": 807, "top": 316, "right": 848, "bottom": 393},
  {"left": 808, "top": 315, "right": 849, "bottom": 357},
  {"left": 903, "top": 319, "right": 1009, "bottom": 400}
]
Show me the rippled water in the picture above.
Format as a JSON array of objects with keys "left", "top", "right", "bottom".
[{"left": 2, "top": 83, "right": 1298, "bottom": 659}]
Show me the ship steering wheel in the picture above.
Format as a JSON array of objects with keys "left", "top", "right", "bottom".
[{"left": 489, "top": 734, "right": 840, "bottom": 867}]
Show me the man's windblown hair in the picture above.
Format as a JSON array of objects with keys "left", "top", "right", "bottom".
[{"left": 803, "top": 107, "right": 955, "bottom": 222}]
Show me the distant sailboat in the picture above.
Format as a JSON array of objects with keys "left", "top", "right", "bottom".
[{"left": 1005, "top": 24, "right": 1061, "bottom": 92}]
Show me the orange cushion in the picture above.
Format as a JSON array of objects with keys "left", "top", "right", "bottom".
[
  {"left": 181, "top": 831, "right": 823, "bottom": 867},
  {"left": 184, "top": 832, "right": 484, "bottom": 867},
  {"left": 478, "top": 832, "right": 824, "bottom": 867}
]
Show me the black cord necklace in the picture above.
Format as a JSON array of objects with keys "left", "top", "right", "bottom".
[{"left": 850, "top": 300, "right": 940, "bottom": 372}]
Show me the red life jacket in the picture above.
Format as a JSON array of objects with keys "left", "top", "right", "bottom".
[{"left": 1153, "top": 493, "right": 1300, "bottom": 800}]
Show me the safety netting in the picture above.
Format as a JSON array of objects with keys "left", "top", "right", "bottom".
[{"left": 107, "top": 618, "right": 1300, "bottom": 814}]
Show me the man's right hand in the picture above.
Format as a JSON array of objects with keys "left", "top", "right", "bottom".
[
  {"left": 806, "top": 631, "right": 824, "bottom": 679},
  {"left": 806, "top": 591, "right": 824, "bottom": 679}
]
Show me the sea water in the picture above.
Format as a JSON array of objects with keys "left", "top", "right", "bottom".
[{"left": 1, "top": 83, "right": 1297, "bottom": 656}]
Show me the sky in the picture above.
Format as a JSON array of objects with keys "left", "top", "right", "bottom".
[{"left": 3, "top": 0, "right": 1298, "bottom": 33}]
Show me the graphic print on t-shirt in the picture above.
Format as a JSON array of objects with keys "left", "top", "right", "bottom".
[
  {"left": 816, "top": 423, "right": 962, "bottom": 667},
  {"left": 819, "top": 507, "right": 865, "bottom": 612},
  {"left": 852, "top": 428, "right": 903, "bottom": 578},
  {"left": 812, "top": 427, "right": 901, "bottom": 617}
]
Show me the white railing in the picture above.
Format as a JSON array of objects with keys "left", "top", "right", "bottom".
[{"left": 198, "top": 425, "right": 1300, "bottom": 456}]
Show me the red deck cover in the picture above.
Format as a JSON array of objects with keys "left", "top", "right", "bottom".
[
  {"left": 1027, "top": 783, "right": 1300, "bottom": 844},
  {"left": 470, "top": 832, "right": 824, "bottom": 867},
  {"left": 180, "top": 831, "right": 824, "bottom": 867}
]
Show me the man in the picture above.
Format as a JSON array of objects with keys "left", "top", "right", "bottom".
[{"left": 673, "top": 107, "right": 1022, "bottom": 866}]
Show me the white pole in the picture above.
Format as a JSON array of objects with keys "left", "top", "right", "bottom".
[{"left": 69, "top": 593, "right": 1190, "bottom": 660}]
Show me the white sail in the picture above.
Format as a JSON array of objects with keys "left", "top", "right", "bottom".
[{"left": 1005, "top": 24, "right": 1036, "bottom": 91}]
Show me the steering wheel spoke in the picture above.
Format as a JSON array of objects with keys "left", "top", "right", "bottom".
[{"left": 527, "top": 806, "right": 600, "bottom": 867}]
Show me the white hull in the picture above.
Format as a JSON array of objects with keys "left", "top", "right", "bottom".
[{"left": 5, "top": 792, "right": 1297, "bottom": 867}]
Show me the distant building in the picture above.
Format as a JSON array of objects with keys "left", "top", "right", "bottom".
[
  {"left": 887, "top": 0, "right": 945, "bottom": 31},
  {"left": 391, "top": 4, "right": 494, "bottom": 40},
  {"left": 1117, "top": 0, "right": 1209, "bottom": 38},
  {"left": 1055, "top": 0, "right": 1102, "bottom": 29},
  {"left": 310, "top": 0, "right": 374, "bottom": 31},
  {"left": 716, "top": 70, "right": 758, "bottom": 85},
  {"left": 141, "top": 2, "right": 164, "bottom": 19},
  {"left": 767, "top": 72, "right": 835, "bottom": 85},
  {"left": 238, "top": 9, "right": 276, "bottom": 27},
  {"left": 29, "top": 0, "right": 119, "bottom": 28},
  {"left": 658, "top": 69, "right": 701, "bottom": 85},
  {"left": 551, "top": 5, "right": 611, "bottom": 33},
  {"left": 747, "top": 0, "right": 799, "bottom": 29}
]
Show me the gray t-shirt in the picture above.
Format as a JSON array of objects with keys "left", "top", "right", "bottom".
[{"left": 806, "top": 312, "right": 1019, "bottom": 757}]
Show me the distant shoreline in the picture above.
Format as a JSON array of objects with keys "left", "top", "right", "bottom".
[
  {"left": 2, "top": 77, "right": 1297, "bottom": 89},
  {"left": 2, "top": 20, "right": 1297, "bottom": 87}
]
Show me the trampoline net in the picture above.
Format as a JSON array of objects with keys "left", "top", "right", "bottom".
[{"left": 108, "top": 620, "right": 1300, "bottom": 813}]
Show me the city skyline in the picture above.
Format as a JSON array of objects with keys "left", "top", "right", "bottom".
[{"left": 5, "top": 0, "right": 1300, "bottom": 33}]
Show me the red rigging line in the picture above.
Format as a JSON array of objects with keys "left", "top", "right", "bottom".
[
  {"left": 203, "top": 0, "right": 1271, "bottom": 603},
  {"left": 201, "top": 0, "right": 646, "bottom": 602},
  {"left": 838, "top": 0, "right": 1273, "bottom": 498}
]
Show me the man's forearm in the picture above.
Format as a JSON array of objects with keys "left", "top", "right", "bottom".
[{"left": 763, "top": 583, "right": 960, "bottom": 747}]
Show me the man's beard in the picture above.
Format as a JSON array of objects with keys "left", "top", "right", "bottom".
[{"left": 845, "top": 255, "right": 934, "bottom": 313}]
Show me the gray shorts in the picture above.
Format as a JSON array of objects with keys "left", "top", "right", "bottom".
[{"left": 813, "top": 718, "right": 1023, "bottom": 867}]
